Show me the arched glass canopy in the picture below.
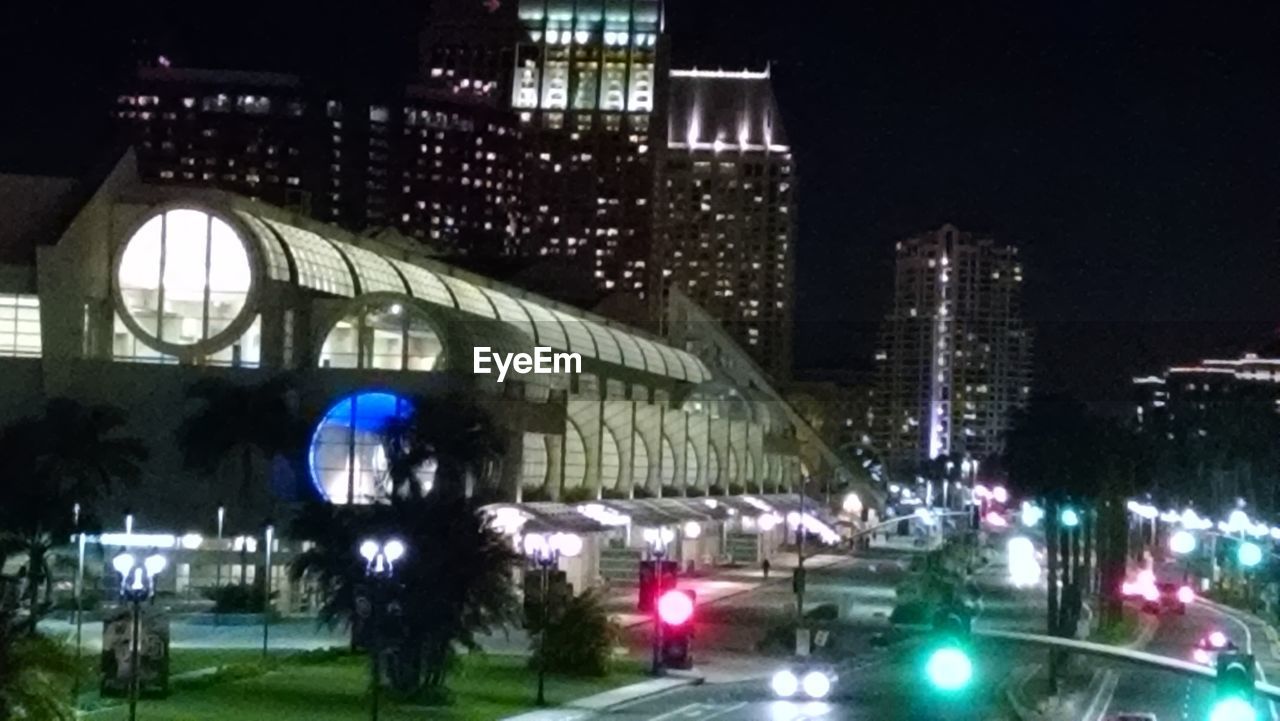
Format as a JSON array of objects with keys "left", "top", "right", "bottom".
[
  {"left": 319, "top": 298, "right": 443, "bottom": 371},
  {"left": 116, "top": 204, "right": 712, "bottom": 383}
]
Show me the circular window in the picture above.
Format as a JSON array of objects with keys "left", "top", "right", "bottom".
[
  {"left": 115, "top": 207, "right": 256, "bottom": 354},
  {"left": 308, "top": 392, "right": 436, "bottom": 505}
]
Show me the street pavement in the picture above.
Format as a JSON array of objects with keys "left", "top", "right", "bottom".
[
  {"left": 1095, "top": 591, "right": 1279, "bottom": 721},
  {"left": 550, "top": 533, "right": 1051, "bottom": 720}
]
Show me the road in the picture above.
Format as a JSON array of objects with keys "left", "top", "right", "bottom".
[
  {"left": 598, "top": 535, "right": 1049, "bottom": 720},
  {"left": 1098, "top": 594, "right": 1276, "bottom": 721}
]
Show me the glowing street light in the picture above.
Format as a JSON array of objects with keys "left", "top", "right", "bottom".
[
  {"left": 1170, "top": 530, "right": 1197, "bottom": 555},
  {"left": 359, "top": 537, "right": 408, "bottom": 721},
  {"left": 1061, "top": 508, "right": 1080, "bottom": 528},
  {"left": 523, "top": 532, "right": 582, "bottom": 705},
  {"left": 112, "top": 550, "right": 166, "bottom": 721},
  {"left": 1237, "top": 541, "right": 1263, "bottom": 569}
]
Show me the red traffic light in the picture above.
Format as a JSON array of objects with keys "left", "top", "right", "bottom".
[{"left": 657, "top": 589, "right": 694, "bottom": 626}]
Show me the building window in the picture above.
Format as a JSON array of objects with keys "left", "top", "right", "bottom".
[
  {"left": 308, "top": 392, "right": 435, "bottom": 505},
  {"left": 0, "top": 295, "right": 41, "bottom": 358},
  {"left": 117, "top": 208, "right": 253, "bottom": 350},
  {"left": 319, "top": 299, "right": 442, "bottom": 372}
]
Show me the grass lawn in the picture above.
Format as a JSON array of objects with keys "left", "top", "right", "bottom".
[{"left": 84, "top": 653, "right": 647, "bottom": 721}]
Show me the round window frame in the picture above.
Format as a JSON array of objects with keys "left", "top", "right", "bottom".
[
  {"left": 111, "top": 203, "right": 265, "bottom": 360},
  {"left": 307, "top": 388, "right": 418, "bottom": 504},
  {"left": 316, "top": 293, "right": 451, "bottom": 373}
]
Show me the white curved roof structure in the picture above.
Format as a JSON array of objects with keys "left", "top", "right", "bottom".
[{"left": 230, "top": 208, "right": 711, "bottom": 383}]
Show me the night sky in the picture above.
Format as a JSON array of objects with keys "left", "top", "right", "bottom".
[{"left": 4, "top": 1, "right": 1280, "bottom": 403}]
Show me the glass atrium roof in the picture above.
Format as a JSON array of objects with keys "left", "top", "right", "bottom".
[{"left": 234, "top": 209, "right": 710, "bottom": 382}]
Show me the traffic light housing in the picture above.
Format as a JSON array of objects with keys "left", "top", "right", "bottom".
[
  {"left": 923, "top": 609, "right": 974, "bottom": 692},
  {"left": 658, "top": 589, "right": 696, "bottom": 669},
  {"left": 638, "top": 559, "right": 679, "bottom": 611},
  {"left": 1211, "top": 653, "right": 1258, "bottom": 721}
]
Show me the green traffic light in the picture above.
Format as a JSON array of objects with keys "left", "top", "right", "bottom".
[
  {"left": 1209, "top": 697, "right": 1257, "bottom": 721},
  {"left": 925, "top": 646, "right": 973, "bottom": 691},
  {"left": 1238, "top": 542, "right": 1263, "bottom": 568},
  {"left": 1061, "top": 508, "right": 1080, "bottom": 528}
]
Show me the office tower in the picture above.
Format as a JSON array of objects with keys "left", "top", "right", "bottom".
[
  {"left": 114, "top": 67, "right": 522, "bottom": 255},
  {"left": 508, "top": 0, "right": 668, "bottom": 301},
  {"left": 657, "top": 67, "right": 795, "bottom": 381},
  {"left": 874, "top": 224, "right": 1031, "bottom": 475}
]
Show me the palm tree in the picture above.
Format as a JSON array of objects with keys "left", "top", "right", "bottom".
[
  {"left": 176, "top": 375, "right": 307, "bottom": 530},
  {"left": 380, "top": 394, "right": 506, "bottom": 501},
  {"left": 0, "top": 606, "right": 78, "bottom": 720},
  {"left": 0, "top": 399, "right": 147, "bottom": 633},
  {"left": 291, "top": 396, "right": 518, "bottom": 696}
]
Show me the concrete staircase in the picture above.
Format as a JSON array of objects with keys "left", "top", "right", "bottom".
[
  {"left": 599, "top": 546, "right": 642, "bottom": 585},
  {"left": 726, "top": 533, "right": 761, "bottom": 564}
]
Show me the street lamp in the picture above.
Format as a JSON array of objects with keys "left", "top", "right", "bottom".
[
  {"left": 215, "top": 504, "right": 225, "bottom": 589},
  {"left": 642, "top": 527, "right": 676, "bottom": 675},
  {"left": 359, "top": 538, "right": 407, "bottom": 721},
  {"left": 522, "top": 532, "right": 582, "bottom": 705},
  {"left": 112, "top": 550, "right": 167, "bottom": 721},
  {"left": 261, "top": 524, "right": 274, "bottom": 660}
]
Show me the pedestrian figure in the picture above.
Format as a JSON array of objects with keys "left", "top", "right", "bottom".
[{"left": 761, "top": 558, "right": 771, "bottom": 579}]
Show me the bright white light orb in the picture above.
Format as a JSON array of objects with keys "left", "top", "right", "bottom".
[
  {"left": 1169, "top": 530, "right": 1197, "bottom": 555},
  {"left": 683, "top": 521, "right": 702, "bottom": 540},
  {"left": 112, "top": 553, "right": 136, "bottom": 577},
  {"left": 801, "top": 671, "right": 832, "bottom": 699},
  {"left": 770, "top": 669, "right": 799, "bottom": 698},
  {"left": 551, "top": 532, "right": 582, "bottom": 558},
  {"left": 359, "top": 540, "right": 380, "bottom": 562},
  {"left": 383, "top": 539, "right": 406, "bottom": 563},
  {"left": 144, "top": 554, "right": 167, "bottom": 577}
]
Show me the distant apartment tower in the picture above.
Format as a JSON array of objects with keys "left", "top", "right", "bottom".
[
  {"left": 508, "top": 0, "right": 668, "bottom": 301},
  {"left": 874, "top": 224, "right": 1031, "bottom": 474},
  {"left": 656, "top": 68, "right": 795, "bottom": 381},
  {"left": 114, "top": 67, "right": 523, "bottom": 256}
]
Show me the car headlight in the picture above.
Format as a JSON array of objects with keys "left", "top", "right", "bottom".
[
  {"left": 801, "top": 670, "right": 833, "bottom": 699},
  {"left": 771, "top": 669, "right": 799, "bottom": 698}
]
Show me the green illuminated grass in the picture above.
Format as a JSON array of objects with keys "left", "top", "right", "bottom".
[{"left": 84, "top": 653, "right": 647, "bottom": 721}]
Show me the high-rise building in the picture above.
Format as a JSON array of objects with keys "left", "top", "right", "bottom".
[
  {"left": 508, "top": 0, "right": 668, "bottom": 301},
  {"left": 874, "top": 224, "right": 1031, "bottom": 475},
  {"left": 657, "top": 68, "right": 795, "bottom": 381},
  {"left": 114, "top": 67, "right": 523, "bottom": 255}
]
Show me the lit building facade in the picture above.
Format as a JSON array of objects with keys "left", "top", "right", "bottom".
[
  {"left": 114, "top": 67, "right": 524, "bottom": 256},
  {"left": 0, "top": 155, "right": 867, "bottom": 598},
  {"left": 508, "top": 0, "right": 667, "bottom": 300},
  {"left": 874, "top": 224, "right": 1031, "bottom": 475},
  {"left": 657, "top": 68, "right": 795, "bottom": 381}
]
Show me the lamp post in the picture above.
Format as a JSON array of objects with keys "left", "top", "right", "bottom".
[
  {"left": 359, "top": 538, "right": 406, "bottom": 721},
  {"left": 72, "top": 503, "right": 86, "bottom": 703},
  {"left": 643, "top": 527, "right": 675, "bottom": 675},
  {"left": 215, "top": 504, "right": 225, "bottom": 589},
  {"left": 522, "top": 532, "right": 583, "bottom": 705},
  {"left": 112, "top": 550, "right": 166, "bottom": 721},
  {"left": 261, "top": 524, "right": 274, "bottom": 660}
]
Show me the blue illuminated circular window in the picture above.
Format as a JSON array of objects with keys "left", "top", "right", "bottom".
[{"left": 308, "top": 391, "right": 434, "bottom": 504}]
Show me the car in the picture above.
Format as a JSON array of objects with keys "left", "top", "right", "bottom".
[
  {"left": 1193, "top": 631, "right": 1237, "bottom": 665},
  {"left": 769, "top": 663, "right": 838, "bottom": 700},
  {"left": 1140, "top": 582, "right": 1192, "bottom": 614}
]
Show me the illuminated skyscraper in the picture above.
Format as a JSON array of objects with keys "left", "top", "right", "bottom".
[
  {"left": 874, "top": 224, "right": 1031, "bottom": 474},
  {"left": 656, "top": 68, "right": 795, "bottom": 381},
  {"left": 114, "top": 67, "right": 523, "bottom": 256},
  {"left": 508, "top": 0, "right": 667, "bottom": 302}
]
